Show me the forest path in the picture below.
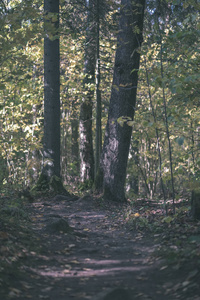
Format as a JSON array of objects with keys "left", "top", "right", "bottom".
[{"left": 1, "top": 194, "right": 199, "bottom": 299}]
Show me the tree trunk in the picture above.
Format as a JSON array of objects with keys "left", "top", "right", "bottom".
[
  {"left": 71, "top": 118, "right": 80, "bottom": 173},
  {"left": 191, "top": 190, "right": 200, "bottom": 220},
  {"left": 43, "top": 0, "right": 60, "bottom": 180},
  {"left": 0, "top": 155, "right": 7, "bottom": 191},
  {"left": 129, "top": 139, "right": 139, "bottom": 195},
  {"left": 95, "top": 0, "right": 102, "bottom": 177},
  {"left": 101, "top": 0, "right": 145, "bottom": 202},
  {"left": 79, "top": 0, "right": 96, "bottom": 182}
]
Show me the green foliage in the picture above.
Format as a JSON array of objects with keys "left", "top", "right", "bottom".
[
  {"left": 0, "top": 0, "right": 43, "bottom": 188},
  {"left": 0, "top": 194, "right": 30, "bottom": 224},
  {"left": 124, "top": 199, "right": 200, "bottom": 264},
  {"left": 2, "top": 206, "right": 29, "bottom": 220},
  {"left": 0, "top": 0, "right": 117, "bottom": 191},
  {"left": 78, "top": 179, "right": 93, "bottom": 192},
  {"left": 127, "top": 213, "right": 150, "bottom": 230},
  {"left": 126, "top": 0, "right": 200, "bottom": 200},
  {"left": 0, "top": 0, "right": 199, "bottom": 202}
]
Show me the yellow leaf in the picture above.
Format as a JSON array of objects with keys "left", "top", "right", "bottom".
[
  {"left": 127, "top": 121, "right": 134, "bottom": 126},
  {"left": 134, "top": 213, "right": 140, "bottom": 217}
]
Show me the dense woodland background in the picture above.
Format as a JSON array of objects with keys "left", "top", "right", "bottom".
[{"left": 0, "top": 0, "right": 200, "bottom": 214}]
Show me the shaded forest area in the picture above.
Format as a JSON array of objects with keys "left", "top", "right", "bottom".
[{"left": 0, "top": 0, "right": 200, "bottom": 299}]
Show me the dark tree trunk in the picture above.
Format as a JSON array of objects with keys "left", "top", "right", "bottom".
[
  {"left": 101, "top": 0, "right": 145, "bottom": 202},
  {"left": 61, "top": 109, "right": 68, "bottom": 183},
  {"left": 0, "top": 155, "right": 7, "bottom": 190},
  {"left": 129, "top": 139, "right": 139, "bottom": 195},
  {"left": 79, "top": 0, "right": 96, "bottom": 182},
  {"left": 42, "top": 0, "right": 60, "bottom": 179},
  {"left": 71, "top": 118, "right": 80, "bottom": 173},
  {"left": 191, "top": 190, "right": 200, "bottom": 220},
  {"left": 95, "top": 0, "right": 102, "bottom": 177}
]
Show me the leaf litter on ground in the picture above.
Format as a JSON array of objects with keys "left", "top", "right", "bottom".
[{"left": 0, "top": 193, "right": 200, "bottom": 299}]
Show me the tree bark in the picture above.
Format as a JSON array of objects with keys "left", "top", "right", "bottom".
[
  {"left": 129, "top": 139, "right": 139, "bottom": 195},
  {"left": 79, "top": 0, "right": 96, "bottom": 182},
  {"left": 191, "top": 190, "right": 200, "bottom": 220},
  {"left": 101, "top": 0, "right": 145, "bottom": 202},
  {"left": 71, "top": 118, "right": 80, "bottom": 173},
  {"left": 43, "top": 0, "right": 60, "bottom": 180},
  {"left": 95, "top": 0, "right": 102, "bottom": 177}
]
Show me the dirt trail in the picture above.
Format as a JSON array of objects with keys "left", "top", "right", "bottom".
[{"left": 1, "top": 195, "right": 199, "bottom": 299}]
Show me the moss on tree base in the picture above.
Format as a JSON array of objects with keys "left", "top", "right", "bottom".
[{"left": 31, "top": 174, "right": 70, "bottom": 196}]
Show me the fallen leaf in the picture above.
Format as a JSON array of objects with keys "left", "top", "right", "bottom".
[
  {"left": 186, "top": 269, "right": 198, "bottom": 280},
  {"left": 134, "top": 213, "right": 140, "bottom": 217},
  {"left": 63, "top": 269, "right": 70, "bottom": 273},
  {"left": 41, "top": 287, "right": 53, "bottom": 292},
  {"left": 8, "top": 288, "right": 21, "bottom": 297},
  {"left": 182, "top": 281, "right": 190, "bottom": 287},
  {"left": 64, "top": 264, "right": 72, "bottom": 269},
  {"left": 70, "top": 260, "right": 80, "bottom": 264},
  {"left": 0, "top": 231, "right": 8, "bottom": 239},
  {"left": 20, "top": 281, "right": 33, "bottom": 289},
  {"left": 160, "top": 265, "right": 168, "bottom": 270},
  {"left": 136, "top": 276, "right": 148, "bottom": 280}
]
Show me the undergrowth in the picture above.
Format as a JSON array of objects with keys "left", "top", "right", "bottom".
[
  {"left": 0, "top": 193, "right": 41, "bottom": 290},
  {"left": 124, "top": 198, "right": 200, "bottom": 264}
]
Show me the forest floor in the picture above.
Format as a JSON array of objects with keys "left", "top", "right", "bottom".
[{"left": 0, "top": 192, "right": 200, "bottom": 300}]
